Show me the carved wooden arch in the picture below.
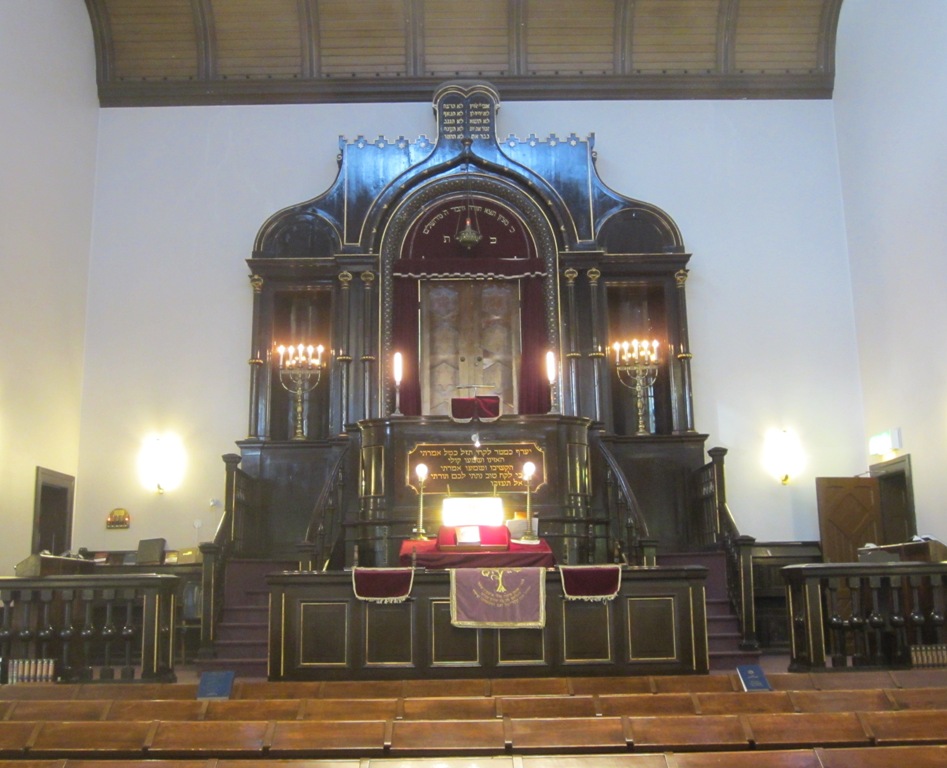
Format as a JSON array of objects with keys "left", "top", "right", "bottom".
[{"left": 378, "top": 172, "right": 561, "bottom": 388}]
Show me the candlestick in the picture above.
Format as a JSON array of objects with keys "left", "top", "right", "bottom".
[
  {"left": 412, "top": 463, "right": 428, "bottom": 539},
  {"left": 393, "top": 352, "right": 403, "bottom": 415},
  {"left": 521, "top": 461, "right": 538, "bottom": 540}
]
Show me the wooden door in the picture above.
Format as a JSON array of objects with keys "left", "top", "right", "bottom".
[
  {"left": 419, "top": 280, "right": 520, "bottom": 415},
  {"left": 816, "top": 477, "right": 882, "bottom": 563}
]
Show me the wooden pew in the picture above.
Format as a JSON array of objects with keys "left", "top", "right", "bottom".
[
  {"left": 5, "top": 700, "right": 110, "bottom": 721},
  {"left": 650, "top": 675, "right": 737, "bottom": 694},
  {"left": 0, "top": 722, "right": 39, "bottom": 757},
  {"left": 28, "top": 721, "right": 153, "bottom": 758},
  {"left": 402, "top": 678, "right": 490, "bottom": 698},
  {"left": 146, "top": 721, "right": 269, "bottom": 758},
  {"left": 569, "top": 677, "right": 656, "bottom": 696},
  {"left": 489, "top": 678, "right": 572, "bottom": 697},
  {"left": 389, "top": 719, "right": 506, "bottom": 755},
  {"left": 626, "top": 714, "right": 748, "bottom": 752},
  {"left": 695, "top": 691, "right": 795, "bottom": 715},
  {"left": 597, "top": 693, "right": 697, "bottom": 717},
  {"left": 497, "top": 695, "right": 599, "bottom": 718},
  {"left": 507, "top": 715, "right": 628, "bottom": 753},
  {"left": 670, "top": 751, "right": 823, "bottom": 767},
  {"left": 744, "top": 712, "right": 872, "bottom": 749},
  {"left": 267, "top": 719, "right": 389, "bottom": 757},
  {"left": 816, "top": 744, "right": 947, "bottom": 767},
  {"left": 401, "top": 696, "right": 498, "bottom": 720},
  {"left": 788, "top": 689, "right": 897, "bottom": 713},
  {"left": 300, "top": 697, "right": 398, "bottom": 721},
  {"left": 106, "top": 699, "right": 208, "bottom": 721},
  {"left": 888, "top": 687, "right": 947, "bottom": 710},
  {"left": 860, "top": 710, "right": 947, "bottom": 745},
  {"left": 203, "top": 698, "right": 303, "bottom": 721}
]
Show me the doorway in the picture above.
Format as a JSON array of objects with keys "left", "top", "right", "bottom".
[
  {"left": 33, "top": 467, "right": 75, "bottom": 555},
  {"left": 816, "top": 454, "right": 916, "bottom": 563}
]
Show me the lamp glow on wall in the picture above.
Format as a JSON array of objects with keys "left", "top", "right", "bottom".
[
  {"left": 762, "top": 428, "right": 805, "bottom": 486},
  {"left": 137, "top": 432, "right": 187, "bottom": 493},
  {"left": 869, "top": 428, "right": 902, "bottom": 461}
]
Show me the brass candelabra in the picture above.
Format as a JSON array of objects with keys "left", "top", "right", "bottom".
[
  {"left": 276, "top": 343, "right": 324, "bottom": 441},
  {"left": 612, "top": 339, "right": 660, "bottom": 436}
]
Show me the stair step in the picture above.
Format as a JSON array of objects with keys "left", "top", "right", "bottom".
[
  {"left": 216, "top": 623, "right": 268, "bottom": 643},
  {"left": 212, "top": 639, "right": 268, "bottom": 659},
  {"left": 222, "top": 606, "right": 269, "bottom": 622}
]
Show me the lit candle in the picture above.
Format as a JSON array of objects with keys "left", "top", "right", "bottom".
[
  {"left": 393, "top": 352, "right": 403, "bottom": 385},
  {"left": 317, "top": 345, "right": 324, "bottom": 366},
  {"left": 545, "top": 351, "right": 556, "bottom": 384},
  {"left": 307, "top": 344, "right": 315, "bottom": 366},
  {"left": 612, "top": 342, "right": 620, "bottom": 364},
  {"left": 415, "top": 463, "right": 428, "bottom": 483},
  {"left": 522, "top": 461, "right": 536, "bottom": 481},
  {"left": 652, "top": 339, "right": 659, "bottom": 362},
  {"left": 277, "top": 345, "right": 285, "bottom": 368}
]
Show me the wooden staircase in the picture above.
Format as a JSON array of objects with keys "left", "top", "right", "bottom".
[
  {"left": 657, "top": 550, "right": 762, "bottom": 671},
  {"left": 196, "top": 558, "right": 294, "bottom": 678}
]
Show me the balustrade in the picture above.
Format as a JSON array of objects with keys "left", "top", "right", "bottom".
[
  {"left": 0, "top": 574, "right": 178, "bottom": 683},
  {"left": 784, "top": 563, "right": 947, "bottom": 672}
]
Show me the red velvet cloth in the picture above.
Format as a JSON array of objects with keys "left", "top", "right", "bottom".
[
  {"left": 351, "top": 567, "right": 414, "bottom": 602},
  {"left": 559, "top": 565, "right": 622, "bottom": 601},
  {"left": 436, "top": 525, "right": 511, "bottom": 549},
  {"left": 400, "top": 538, "right": 556, "bottom": 569},
  {"left": 450, "top": 395, "right": 500, "bottom": 420}
]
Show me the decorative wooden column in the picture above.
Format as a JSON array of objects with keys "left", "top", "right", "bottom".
[{"left": 674, "top": 268, "right": 696, "bottom": 433}]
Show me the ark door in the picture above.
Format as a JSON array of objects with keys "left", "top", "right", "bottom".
[{"left": 420, "top": 279, "right": 520, "bottom": 416}]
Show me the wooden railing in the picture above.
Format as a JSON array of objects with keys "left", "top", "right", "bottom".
[
  {"left": 784, "top": 562, "right": 947, "bottom": 671},
  {"left": 589, "top": 433, "right": 655, "bottom": 566},
  {"left": 299, "top": 440, "right": 353, "bottom": 572},
  {"left": 0, "top": 574, "right": 178, "bottom": 683},
  {"left": 199, "top": 453, "right": 255, "bottom": 657},
  {"left": 692, "top": 446, "right": 758, "bottom": 651}
]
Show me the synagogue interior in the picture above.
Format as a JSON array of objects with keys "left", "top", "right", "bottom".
[{"left": 2, "top": 1, "right": 947, "bottom": 764}]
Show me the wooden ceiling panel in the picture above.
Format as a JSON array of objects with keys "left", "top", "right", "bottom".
[
  {"left": 84, "top": 0, "right": 843, "bottom": 106},
  {"left": 103, "top": 0, "right": 198, "bottom": 80},
  {"left": 212, "top": 0, "right": 302, "bottom": 78},
  {"left": 631, "top": 0, "right": 719, "bottom": 74}
]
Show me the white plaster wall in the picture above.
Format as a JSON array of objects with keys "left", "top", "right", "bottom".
[
  {"left": 834, "top": 0, "right": 947, "bottom": 538},
  {"left": 78, "top": 96, "right": 862, "bottom": 549},
  {"left": 0, "top": 2, "right": 98, "bottom": 572}
]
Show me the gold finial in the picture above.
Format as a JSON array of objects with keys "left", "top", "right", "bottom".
[
  {"left": 563, "top": 268, "right": 578, "bottom": 284},
  {"left": 339, "top": 271, "right": 352, "bottom": 285},
  {"left": 361, "top": 271, "right": 375, "bottom": 284},
  {"left": 587, "top": 268, "right": 601, "bottom": 284},
  {"left": 675, "top": 269, "right": 689, "bottom": 287},
  {"left": 249, "top": 274, "right": 263, "bottom": 292}
]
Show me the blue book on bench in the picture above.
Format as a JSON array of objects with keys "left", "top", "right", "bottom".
[
  {"left": 197, "top": 670, "right": 235, "bottom": 699},
  {"left": 736, "top": 664, "right": 771, "bottom": 691}
]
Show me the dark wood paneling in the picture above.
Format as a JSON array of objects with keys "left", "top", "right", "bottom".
[{"left": 268, "top": 566, "right": 708, "bottom": 680}]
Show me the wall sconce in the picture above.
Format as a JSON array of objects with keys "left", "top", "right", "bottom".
[
  {"left": 137, "top": 432, "right": 186, "bottom": 493},
  {"left": 762, "top": 428, "right": 805, "bottom": 485},
  {"left": 868, "top": 428, "right": 902, "bottom": 461}
]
